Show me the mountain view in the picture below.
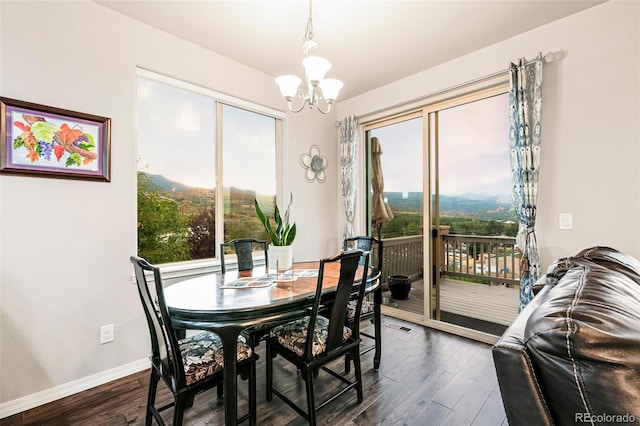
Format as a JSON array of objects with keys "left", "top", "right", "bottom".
[
  {"left": 147, "top": 174, "right": 516, "bottom": 221},
  {"left": 379, "top": 192, "right": 518, "bottom": 239},
  {"left": 138, "top": 172, "right": 518, "bottom": 264},
  {"left": 385, "top": 192, "right": 516, "bottom": 221}
]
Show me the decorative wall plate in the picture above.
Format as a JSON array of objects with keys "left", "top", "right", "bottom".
[{"left": 299, "top": 144, "right": 327, "bottom": 183}]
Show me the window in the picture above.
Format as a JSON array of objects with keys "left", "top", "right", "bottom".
[
  {"left": 136, "top": 70, "right": 282, "bottom": 265},
  {"left": 366, "top": 113, "right": 424, "bottom": 239},
  {"left": 221, "top": 105, "right": 277, "bottom": 242}
]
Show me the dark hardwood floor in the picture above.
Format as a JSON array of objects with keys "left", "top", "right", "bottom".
[{"left": 1, "top": 316, "right": 507, "bottom": 425}]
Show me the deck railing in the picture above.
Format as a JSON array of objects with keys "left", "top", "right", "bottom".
[
  {"left": 442, "top": 234, "right": 519, "bottom": 286},
  {"left": 380, "top": 232, "right": 520, "bottom": 287},
  {"left": 379, "top": 235, "right": 424, "bottom": 284}
]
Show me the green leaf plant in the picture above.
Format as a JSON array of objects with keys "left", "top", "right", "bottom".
[{"left": 254, "top": 193, "right": 297, "bottom": 246}]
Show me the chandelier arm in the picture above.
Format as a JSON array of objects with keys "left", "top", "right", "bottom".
[
  {"left": 316, "top": 100, "right": 331, "bottom": 114},
  {"left": 287, "top": 93, "right": 307, "bottom": 113}
]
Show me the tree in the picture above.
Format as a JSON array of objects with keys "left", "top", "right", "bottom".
[
  {"left": 137, "top": 172, "right": 191, "bottom": 263},
  {"left": 188, "top": 209, "right": 215, "bottom": 259}
]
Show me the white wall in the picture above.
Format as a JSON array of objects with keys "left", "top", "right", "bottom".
[
  {"left": 0, "top": 0, "right": 338, "bottom": 410},
  {"left": 285, "top": 107, "right": 342, "bottom": 261},
  {"left": 337, "top": 0, "right": 640, "bottom": 269}
]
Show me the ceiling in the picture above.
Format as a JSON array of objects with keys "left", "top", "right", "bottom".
[{"left": 94, "top": 0, "right": 605, "bottom": 100}]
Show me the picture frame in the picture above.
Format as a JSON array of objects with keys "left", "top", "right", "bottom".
[{"left": 1, "top": 97, "right": 111, "bottom": 182}]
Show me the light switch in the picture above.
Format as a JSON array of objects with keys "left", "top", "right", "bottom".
[{"left": 559, "top": 213, "right": 573, "bottom": 230}]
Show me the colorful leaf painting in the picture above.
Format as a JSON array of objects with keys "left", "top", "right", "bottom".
[{"left": 30, "top": 121, "right": 58, "bottom": 143}]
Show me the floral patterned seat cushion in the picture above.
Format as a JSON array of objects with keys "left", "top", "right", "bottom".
[
  {"left": 180, "top": 332, "right": 252, "bottom": 386},
  {"left": 346, "top": 300, "right": 374, "bottom": 320},
  {"left": 269, "top": 315, "right": 352, "bottom": 357}
]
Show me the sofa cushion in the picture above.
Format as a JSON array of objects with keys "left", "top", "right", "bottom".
[{"left": 524, "top": 260, "right": 640, "bottom": 425}]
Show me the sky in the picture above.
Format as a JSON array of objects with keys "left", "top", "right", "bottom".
[
  {"left": 138, "top": 75, "right": 510, "bottom": 197},
  {"left": 370, "top": 93, "right": 511, "bottom": 196},
  {"left": 136, "top": 77, "right": 276, "bottom": 194}
]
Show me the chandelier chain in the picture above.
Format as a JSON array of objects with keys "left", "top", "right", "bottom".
[
  {"left": 303, "top": 0, "right": 314, "bottom": 45},
  {"left": 275, "top": 0, "right": 342, "bottom": 113}
]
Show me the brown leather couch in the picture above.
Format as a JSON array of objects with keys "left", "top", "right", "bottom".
[{"left": 492, "top": 246, "right": 640, "bottom": 426}]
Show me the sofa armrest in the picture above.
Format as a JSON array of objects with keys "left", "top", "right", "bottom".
[{"left": 492, "top": 285, "right": 554, "bottom": 426}]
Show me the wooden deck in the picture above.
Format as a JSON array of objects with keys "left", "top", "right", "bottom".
[{"left": 383, "top": 278, "right": 520, "bottom": 327}]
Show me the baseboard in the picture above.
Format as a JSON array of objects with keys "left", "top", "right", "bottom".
[{"left": 0, "top": 358, "right": 150, "bottom": 419}]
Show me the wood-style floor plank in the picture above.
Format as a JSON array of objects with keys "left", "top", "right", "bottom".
[{"left": 1, "top": 316, "right": 507, "bottom": 426}]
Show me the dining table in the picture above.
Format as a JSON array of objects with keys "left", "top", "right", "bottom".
[{"left": 163, "top": 260, "right": 380, "bottom": 426}]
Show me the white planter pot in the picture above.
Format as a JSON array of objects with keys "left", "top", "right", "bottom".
[{"left": 269, "top": 244, "right": 293, "bottom": 271}]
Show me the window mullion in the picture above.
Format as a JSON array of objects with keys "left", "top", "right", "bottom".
[{"left": 215, "top": 102, "right": 224, "bottom": 260}]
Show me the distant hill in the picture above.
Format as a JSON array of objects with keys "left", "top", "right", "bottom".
[
  {"left": 385, "top": 191, "right": 514, "bottom": 218},
  {"left": 147, "top": 174, "right": 192, "bottom": 193},
  {"left": 439, "top": 194, "right": 513, "bottom": 215},
  {"left": 146, "top": 174, "right": 274, "bottom": 207}
]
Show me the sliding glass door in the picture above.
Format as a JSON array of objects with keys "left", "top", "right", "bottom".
[{"left": 364, "top": 83, "right": 520, "bottom": 339}]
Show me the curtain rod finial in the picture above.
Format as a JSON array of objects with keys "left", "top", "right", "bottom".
[{"left": 543, "top": 51, "right": 557, "bottom": 63}]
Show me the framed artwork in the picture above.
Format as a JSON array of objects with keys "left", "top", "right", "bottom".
[{"left": 1, "top": 97, "right": 111, "bottom": 181}]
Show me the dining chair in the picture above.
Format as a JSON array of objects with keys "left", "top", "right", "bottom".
[
  {"left": 343, "top": 236, "right": 384, "bottom": 371},
  {"left": 265, "top": 249, "right": 369, "bottom": 426},
  {"left": 130, "top": 256, "right": 259, "bottom": 425},
  {"left": 220, "top": 238, "right": 268, "bottom": 275},
  {"left": 220, "top": 238, "right": 273, "bottom": 349}
]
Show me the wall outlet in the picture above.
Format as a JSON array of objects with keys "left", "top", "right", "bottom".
[{"left": 100, "top": 324, "right": 114, "bottom": 344}]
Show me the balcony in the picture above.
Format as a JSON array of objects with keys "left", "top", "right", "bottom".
[{"left": 378, "top": 230, "right": 521, "bottom": 334}]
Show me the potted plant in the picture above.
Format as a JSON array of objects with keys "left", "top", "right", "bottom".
[{"left": 255, "top": 193, "right": 297, "bottom": 271}]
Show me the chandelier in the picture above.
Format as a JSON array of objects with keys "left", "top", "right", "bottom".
[{"left": 275, "top": 0, "right": 343, "bottom": 114}]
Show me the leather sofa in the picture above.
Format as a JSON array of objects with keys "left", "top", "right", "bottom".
[{"left": 492, "top": 246, "right": 640, "bottom": 426}]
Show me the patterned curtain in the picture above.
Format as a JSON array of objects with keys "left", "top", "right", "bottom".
[
  {"left": 509, "top": 53, "right": 543, "bottom": 311},
  {"left": 340, "top": 115, "right": 358, "bottom": 242}
]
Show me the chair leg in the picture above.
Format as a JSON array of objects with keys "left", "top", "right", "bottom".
[
  {"left": 249, "top": 359, "right": 257, "bottom": 426},
  {"left": 174, "top": 395, "right": 186, "bottom": 426},
  {"left": 353, "top": 349, "right": 363, "bottom": 403},
  {"left": 184, "top": 394, "right": 195, "bottom": 409},
  {"left": 373, "top": 291, "right": 383, "bottom": 371},
  {"left": 344, "top": 352, "right": 351, "bottom": 374},
  {"left": 217, "top": 383, "right": 223, "bottom": 398},
  {"left": 304, "top": 367, "right": 317, "bottom": 426},
  {"left": 146, "top": 370, "right": 160, "bottom": 426},
  {"left": 266, "top": 342, "right": 273, "bottom": 402}
]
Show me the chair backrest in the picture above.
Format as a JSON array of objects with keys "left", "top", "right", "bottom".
[
  {"left": 304, "top": 249, "right": 369, "bottom": 359},
  {"left": 130, "top": 256, "right": 185, "bottom": 391},
  {"left": 343, "top": 236, "right": 383, "bottom": 275},
  {"left": 220, "top": 238, "right": 268, "bottom": 274}
]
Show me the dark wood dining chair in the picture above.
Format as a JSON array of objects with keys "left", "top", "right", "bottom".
[
  {"left": 343, "top": 236, "right": 384, "bottom": 371},
  {"left": 220, "top": 238, "right": 273, "bottom": 349},
  {"left": 265, "top": 249, "right": 369, "bottom": 425},
  {"left": 130, "top": 256, "right": 259, "bottom": 425},
  {"left": 220, "top": 238, "right": 268, "bottom": 275}
]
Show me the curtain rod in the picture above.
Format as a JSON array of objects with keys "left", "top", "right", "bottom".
[{"left": 337, "top": 51, "right": 555, "bottom": 126}]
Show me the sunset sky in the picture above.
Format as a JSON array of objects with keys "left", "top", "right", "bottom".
[
  {"left": 136, "top": 77, "right": 276, "bottom": 194},
  {"left": 370, "top": 93, "right": 511, "bottom": 196},
  {"left": 138, "top": 76, "right": 510, "bottom": 198}
]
